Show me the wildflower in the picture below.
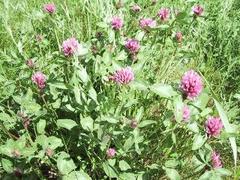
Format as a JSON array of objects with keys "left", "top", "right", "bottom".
[
  {"left": 106, "top": 148, "right": 116, "bottom": 158},
  {"left": 32, "top": 71, "right": 46, "bottom": 89},
  {"left": 110, "top": 67, "right": 134, "bottom": 85},
  {"left": 192, "top": 5, "right": 204, "bottom": 16},
  {"left": 183, "top": 105, "right": 190, "bottom": 121},
  {"left": 130, "top": 119, "right": 138, "bottom": 128},
  {"left": 157, "top": 8, "right": 170, "bottom": 21},
  {"left": 205, "top": 117, "right": 223, "bottom": 137},
  {"left": 139, "top": 18, "right": 156, "bottom": 29},
  {"left": 125, "top": 39, "right": 140, "bottom": 54},
  {"left": 211, "top": 151, "right": 222, "bottom": 168},
  {"left": 43, "top": 3, "right": 56, "bottom": 14},
  {"left": 17, "top": 111, "right": 30, "bottom": 129},
  {"left": 14, "top": 168, "right": 23, "bottom": 178},
  {"left": 26, "top": 59, "right": 35, "bottom": 68},
  {"left": 175, "top": 32, "right": 183, "bottom": 43},
  {"left": 23, "top": 117, "right": 30, "bottom": 129},
  {"left": 180, "top": 70, "right": 203, "bottom": 99},
  {"left": 91, "top": 45, "right": 98, "bottom": 55},
  {"left": 45, "top": 148, "right": 54, "bottom": 157},
  {"left": 12, "top": 149, "right": 20, "bottom": 158},
  {"left": 62, "top": 37, "right": 80, "bottom": 57},
  {"left": 111, "top": 16, "right": 123, "bottom": 30},
  {"left": 131, "top": 4, "right": 142, "bottom": 12}
]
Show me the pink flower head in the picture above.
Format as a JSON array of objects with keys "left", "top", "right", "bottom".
[
  {"left": 110, "top": 67, "right": 134, "bottom": 85},
  {"left": 211, "top": 151, "right": 222, "bottom": 168},
  {"left": 131, "top": 4, "right": 142, "bottom": 12},
  {"left": 31, "top": 71, "right": 46, "bottom": 89},
  {"left": 192, "top": 5, "right": 204, "bottom": 16},
  {"left": 43, "top": 3, "right": 56, "bottom": 14},
  {"left": 139, "top": 18, "right": 157, "bottom": 29},
  {"left": 62, "top": 37, "right": 80, "bottom": 57},
  {"left": 175, "top": 32, "right": 183, "bottom": 43},
  {"left": 205, "top": 117, "right": 223, "bottom": 137},
  {"left": 183, "top": 105, "right": 190, "bottom": 121},
  {"left": 125, "top": 39, "right": 140, "bottom": 54},
  {"left": 157, "top": 8, "right": 170, "bottom": 21},
  {"left": 111, "top": 16, "right": 123, "bottom": 30},
  {"left": 106, "top": 148, "right": 116, "bottom": 158},
  {"left": 180, "top": 70, "right": 203, "bottom": 99}
]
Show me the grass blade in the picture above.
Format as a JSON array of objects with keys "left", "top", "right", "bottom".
[{"left": 214, "top": 99, "right": 237, "bottom": 166}]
